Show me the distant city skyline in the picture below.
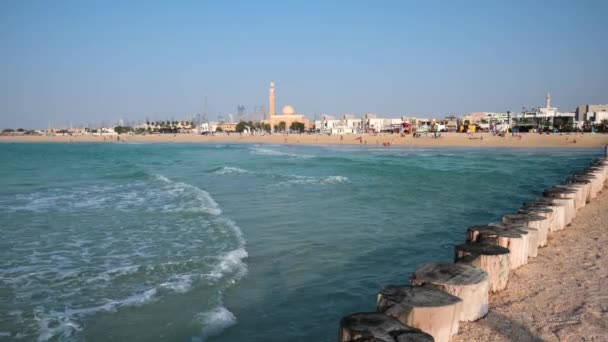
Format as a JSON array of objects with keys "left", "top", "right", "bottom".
[{"left": 1, "top": 1, "right": 607, "bottom": 129}]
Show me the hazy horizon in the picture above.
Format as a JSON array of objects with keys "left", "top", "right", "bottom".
[{"left": 1, "top": 0, "right": 607, "bottom": 129}]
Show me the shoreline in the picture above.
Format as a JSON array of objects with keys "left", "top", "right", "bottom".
[
  {"left": 454, "top": 183, "right": 608, "bottom": 341},
  {"left": 2, "top": 132, "right": 608, "bottom": 149},
  {"left": 339, "top": 156, "right": 608, "bottom": 342}
]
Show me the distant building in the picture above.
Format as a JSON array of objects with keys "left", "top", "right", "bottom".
[
  {"left": 461, "top": 112, "right": 488, "bottom": 124},
  {"left": 576, "top": 104, "right": 608, "bottom": 123},
  {"left": 537, "top": 93, "right": 558, "bottom": 117},
  {"left": 199, "top": 122, "right": 218, "bottom": 133},
  {"left": 513, "top": 93, "right": 575, "bottom": 131},
  {"left": 314, "top": 114, "right": 363, "bottom": 134},
  {"left": 265, "top": 81, "right": 312, "bottom": 130},
  {"left": 217, "top": 122, "right": 237, "bottom": 132}
]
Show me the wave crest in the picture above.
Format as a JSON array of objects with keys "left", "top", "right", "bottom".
[
  {"left": 211, "top": 166, "right": 250, "bottom": 175},
  {"left": 196, "top": 306, "right": 237, "bottom": 340},
  {"left": 250, "top": 146, "right": 314, "bottom": 159}
]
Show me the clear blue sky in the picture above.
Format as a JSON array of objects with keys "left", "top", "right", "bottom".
[{"left": 1, "top": 0, "right": 607, "bottom": 128}]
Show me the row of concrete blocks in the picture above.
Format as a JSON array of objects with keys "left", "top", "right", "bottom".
[{"left": 339, "top": 157, "right": 608, "bottom": 342}]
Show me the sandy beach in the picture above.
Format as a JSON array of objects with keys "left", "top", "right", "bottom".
[
  {"left": 2, "top": 132, "right": 608, "bottom": 148},
  {"left": 454, "top": 186, "right": 608, "bottom": 341}
]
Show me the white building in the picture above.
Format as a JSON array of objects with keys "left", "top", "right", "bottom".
[
  {"left": 315, "top": 115, "right": 363, "bottom": 134},
  {"left": 576, "top": 104, "right": 608, "bottom": 122},
  {"left": 592, "top": 111, "right": 608, "bottom": 123},
  {"left": 514, "top": 93, "right": 575, "bottom": 121},
  {"left": 199, "top": 122, "right": 219, "bottom": 133}
]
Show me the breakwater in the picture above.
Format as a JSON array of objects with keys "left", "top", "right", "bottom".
[{"left": 339, "top": 152, "right": 608, "bottom": 342}]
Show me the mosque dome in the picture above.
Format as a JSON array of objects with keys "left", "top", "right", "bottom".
[{"left": 282, "top": 105, "right": 295, "bottom": 115}]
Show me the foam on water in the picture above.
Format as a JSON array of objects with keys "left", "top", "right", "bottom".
[
  {"left": 207, "top": 248, "right": 248, "bottom": 282},
  {"left": 34, "top": 288, "right": 159, "bottom": 341},
  {"left": 5, "top": 172, "right": 224, "bottom": 217},
  {"left": 249, "top": 146, "right": 314, "bottom": 159},
  {"left": 1, "top": 168, "right": 248, "bottom": 341},
  {"left": 159, "top": 274, "right": 194, "bottom": 293},
  {"left": 196, "top": 305, "right": 237, "bottom": 340},
  {"left": 212, "top": 166, "right": 250, "bottom": 175},
  {"left": 87, "top": 265, "right": 140, "bottom": 283},
  {"left": 274, "top": 174, "right": 350, "bottom": 186},
  {"left": 321, "top": 175, "right": 350, "bottom": 184}
]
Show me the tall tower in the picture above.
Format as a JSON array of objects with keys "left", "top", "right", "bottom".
[
  {"left": 546, "top": 92, "right": 551, "bottom": 108},
  {"left": 269, "top": 81, "right": 276, "bottom": 119}
]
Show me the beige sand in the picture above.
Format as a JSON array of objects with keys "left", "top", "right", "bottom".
[
  {"left": 454, "top": 187, "right": 608, "bottom": 342},
  {"left": 2, "top": 132, "right": 608, "bottom": 148}
]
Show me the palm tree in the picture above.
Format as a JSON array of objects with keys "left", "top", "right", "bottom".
[{"left": 600, "top": 119, "right": 608, "bottom": 133}]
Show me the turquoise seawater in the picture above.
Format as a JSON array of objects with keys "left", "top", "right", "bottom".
[{"left": 0, "top": 143, "right": 601, "bottom": 341}]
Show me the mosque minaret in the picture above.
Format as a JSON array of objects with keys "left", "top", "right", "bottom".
[
  {"left": 269, "top": 81, "right": 276, "bottom": 119},
  {"left": 264, "top": 81, "right": 311, "bottom": 130}
]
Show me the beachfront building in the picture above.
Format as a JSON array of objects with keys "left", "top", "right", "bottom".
[
  {"left": 315, "top": 115, "right": 339, "bottom": 133},
  {"left": 315, "top": 114, "right": 363, "bottom": 134},
  {"left": 141, "top": 120, "right": 197, "bottom": 133},
  {"left": 342, "top": 115, "right": 363, "bottom": 133},
  {"left": 461, "top": 112, "right": 488, "bottom": 124},
  {"left": 576, "top": 104, "right": 608, "bottom": 124},
  {"left": 513, "top": 93, "right": 575, "bottom": 131},
  {"left": 539, "top": 93, "right": 558, "bottom": 117},
  {"left": 461, "top": 112, "right": 509, "bottom": 124},
  {"left": 217, "top": 122, "right": 237, "bottom": 132},
  {"left": 362, "top": 114, "right": 383, "bottom": 132},
  {"left": 362, "top": 114, "right": 403, "bottom": 133},
  {"left": 198, "top": 122, "right": 236, "bottom": 133},
  {"left": 315, "top": 113, "right": 460, "bottom": 134},
  {"left": 264, "top": 81, "right": 312, "bottom": 131}
]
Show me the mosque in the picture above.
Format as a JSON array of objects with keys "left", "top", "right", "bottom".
[{"left": 265, "top": 81, "right": 312, "bottom": 130}]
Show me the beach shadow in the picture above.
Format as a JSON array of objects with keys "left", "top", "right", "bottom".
[{"left": 466, "top": 310, "right": 543, "bottom": 341}]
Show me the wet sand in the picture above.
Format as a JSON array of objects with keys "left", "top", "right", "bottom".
[
  {"left": 2, "top": 132, "right": 608, "bottom": 148},
  {"left": 454, "top": 186, "right": 608, "bottom": 341}
]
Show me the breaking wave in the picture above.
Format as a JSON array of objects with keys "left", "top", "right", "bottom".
[
  {"left": 196, "top": 305, "right": 237, "bottom": 341},
  {"left": 211, "top": 166, "right": 250, "bottom": 175},
  {"left": 276, "top": 175, "right": 350, "bottom": 186},
  {"left": 249, "top": 146, "right": 314, "bottom": 159},
  {"left": 2, "top": 172, "right": 247, "bottom": 341}
]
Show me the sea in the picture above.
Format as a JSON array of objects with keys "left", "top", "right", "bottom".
[{"left": 0, "top": 142, "right": 601, "bottom": 341}]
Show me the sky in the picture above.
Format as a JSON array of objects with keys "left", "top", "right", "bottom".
[{"left": 1, "top": 0, "right": 607, "bottom": 129}]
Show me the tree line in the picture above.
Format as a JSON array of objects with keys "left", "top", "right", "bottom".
[{"left": 234, "top": 121, "right": 306, "bottom": 133}]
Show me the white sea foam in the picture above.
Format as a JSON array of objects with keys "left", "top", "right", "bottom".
[
  {"left": 34, "top": 288, "right": 158, "bottom": 341},
  {"left": 35, "top": 308, "right": 83, "bottom": 342},
  {"left": 207, "top": 248, "right": 248, "bottom": 282},
  {"left": 250, "top": 146, "right": 314, "bottom": 159},
  {"left": 278, "top": 174, "right": 350, "bottom": 186},
  {"left": 7, "top": 170, "right": 247, "bottom": 341},
  {"left": 321, "top": 175, "right": 349, "bottom": 184},
  {"left": 152, "top": 174, "right": 172, "bottom": 183},
  {"left": 114, "top": 288, "right": 158, "bottom": 307},
  {"left": 151, "top": 174, "right": 222, "bottom": 215},
  {"left": 213, "top": 166, "right": 249, "bottom": 175},
  {"left": 9, "top": 172, "right": 222, "bottom": 216},
  {"left": 196, "top": 305, "right": 237, "bottom": 340},
  {"left": 86, "top": 265, "right": 140, "bottom": 283},
  {"left": 159, "top": 274, "right": 194, "bottom": 293}
]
